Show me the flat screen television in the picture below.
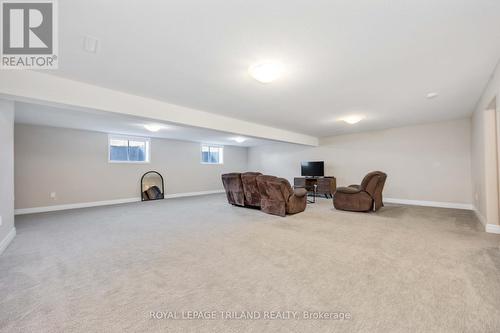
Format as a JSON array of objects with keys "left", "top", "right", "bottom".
[{"left": 301, "top": 161, "right": 324, "bottom": 177}]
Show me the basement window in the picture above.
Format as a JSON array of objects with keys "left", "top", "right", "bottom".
[
  {"left": 109, "top": 135, "right": 150, "bottom": 163},
  {"left": 201, "top": 144, "right": 223, "bottom": 164}
]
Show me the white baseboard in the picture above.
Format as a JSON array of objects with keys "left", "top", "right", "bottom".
[
  {"left": 14, "top": 197, "right": 141, "bottom": 215},
  {"left": 384, "top": 198, "right": 474, "bottom": 210},
  {"left": 486, "top": 224, "right": 500, "bottom": 234},
  {"left": 472, "top": 206, "right": 500, "bottom": 234},
  {"left": 164, "top": 190, "right": 224, "bottom": 199},
  {"left": 386, "top": 200, "right": 500, "bottom": 234},
  {"left": 14, "top": 190, "right": 225, "bottom": 215},
  {"left": 0, "top": 227, "right": 16, "bottom": 255}
]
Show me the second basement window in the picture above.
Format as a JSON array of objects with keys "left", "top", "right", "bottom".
[
  {"left": 109, "top": 135, "right": 150, "bottom": 163},
  {"left": 201, "top": 144, "right": 223, "bottom": 164}
]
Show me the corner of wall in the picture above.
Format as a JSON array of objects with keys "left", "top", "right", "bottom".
[
  {"left": 0, "top": 227, "right": 16, "bottom": 255},
  {"left": 470, "top": 58, "right": 500, "bottom": 230},
  {"left": 0, "top": 99, "right": 15, "bottom": 256}
]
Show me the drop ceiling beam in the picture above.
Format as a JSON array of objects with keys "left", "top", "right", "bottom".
[{"left": 0, "top": 71, "right": 318, "bottom": 146}]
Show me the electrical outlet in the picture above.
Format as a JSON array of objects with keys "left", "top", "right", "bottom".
[{"left": 50, "top": 192, "right": 57, "bottom": 200}]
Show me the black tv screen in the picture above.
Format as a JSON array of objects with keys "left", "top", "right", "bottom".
[{"left": 301, "top": 161, "right": 324, "bottom": 177}]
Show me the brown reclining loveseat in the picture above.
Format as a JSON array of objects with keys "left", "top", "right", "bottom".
[
  {"left": 221, "top": 172, "right": 262, "bottom": 207},
  {"left": 256, "top": 175, "right": 307, "bottom": 217},
  {"left": 221, "top": 173, "right": 307, "bottom": 216}
]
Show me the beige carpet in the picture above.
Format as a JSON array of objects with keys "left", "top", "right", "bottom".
[{"left": 1, "top": 194, "right": 500, "bottom": 332}]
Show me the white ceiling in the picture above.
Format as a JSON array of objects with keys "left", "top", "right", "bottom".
[
  {"left": 48, "top": 0, "right": 500, "bottom": 137},
  {"left": 14, "top": 102, "right": 271, "bottom": 147}
]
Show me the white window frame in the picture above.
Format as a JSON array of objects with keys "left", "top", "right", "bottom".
[
  {"left": 200, "top": 144, "right": 224, "bottom": 165},
  {"left": 108, "top": 134, "right": 151, "bottom": 164}
]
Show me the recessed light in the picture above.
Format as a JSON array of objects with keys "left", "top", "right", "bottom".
[
  {"left": 340, "top": 115, "right": 365, "bottom": 125},
  {"left": 144, "top": 124, "right": 163, "bottom": 132},
  {"left": 232, "top": 137, "right": 247, "bottom": 143},
  {"left": 426, "top": 92, "right": 439, "bottom": 99},
  {"left": 248, "top": 62, "right": 284, "bottom": 83}
]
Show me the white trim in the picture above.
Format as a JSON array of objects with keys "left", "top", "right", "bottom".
[
  {"left": 108, "top": 134, "right": 151, "bottom": 163},
  {"left": 164, "top": 190, "right": 224, "bottom": 199},
  {"left": 0, "top": 227, "right": 16, "bottom": 256},
  {"left": 486, "top": 224, "right": 500, "bottom": 234},
  {"left": 14, "top": 198, "right": 141, "bottom": 215},
  {"left": 384, "top": 198, "right": 474, "bottom": 210},
  {"left": 386, "top": 200, "right": 500, "bottom": 234},
  {"left": 386, "top": 201, "right": 500, "bottom": 234},
  {"left": 473, "top": 206, "right": 500, "bottom": 234},
  {"left": 14, "top": 190, "right": 225, "bottom": 215},
  {"left": 200, "top": 144, "right": 224, "bottom": 165},
  {"left": 108, "top": 160, "right": 150, "bottom": 164}
]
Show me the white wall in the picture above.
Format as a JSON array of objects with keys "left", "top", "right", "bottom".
[
  {"left": 471, "top": 59, "right": 500, "bottom": 227},
  {"left": 14, "top": 124, "right": 248, "bottom": 209},
  {"left": 0, "top": 100, "right": 15, "bottom": 254},
  {"left": 248, "top": 118, "right": 473, "bottom": 206}
]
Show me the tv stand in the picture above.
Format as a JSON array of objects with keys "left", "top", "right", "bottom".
[{"left": 293, "top": 176, "right": 337, "bottom": 200}]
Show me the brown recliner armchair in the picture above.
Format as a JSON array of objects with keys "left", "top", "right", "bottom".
[
  {"left": 241, "top": 172, "right": 262, "bottom": 207},
  {"left": 256, "top": 175, "right": 307, "bottom": 217},
  {"left": 333, "top": 171, "right": 387, "bottom": 212},
  {"left": 221, "top": 173, "right": 245, "bottom": 206}
]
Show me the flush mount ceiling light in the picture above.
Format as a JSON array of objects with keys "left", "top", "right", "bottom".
[
  {"left": 340, "top": 115, "right": 365, "bottom": 125},
  {"left": 248, "top": 62, "right": 284, "bottom": 83},
  {"left": 232, "top": 137, "right": 247, "bottom": 143},
  {"left": 144, "top": 124, "right": 163, "bottom": 132},
  {"left": 426, "top": 92, "right": 439, "bottom": 99}
]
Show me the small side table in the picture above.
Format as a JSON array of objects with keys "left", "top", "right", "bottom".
[
  {"left": 293, "top": 177, "right": 336, "bottom": 201},
  {"left": 293, "top": 183, "right": 317, "bottom": 204},
  {"left": 308, "top": 184, "right": 317, "bottom": 204}
]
